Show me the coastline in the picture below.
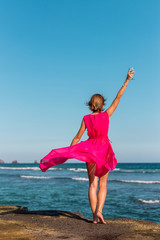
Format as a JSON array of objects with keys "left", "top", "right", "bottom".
[
  {"left": 1, "top": 163, "right": 160, "bottom": 224},
  {"left": 0, "top": 205, "right": 159, "bottom": 240}
]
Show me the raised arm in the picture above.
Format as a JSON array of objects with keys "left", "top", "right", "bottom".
[
  {"left": 106, "top": 68, "right": 135, "bottom": 118},
  {"left": 70, "top": 119, "right": 86, "bottom": 146}
]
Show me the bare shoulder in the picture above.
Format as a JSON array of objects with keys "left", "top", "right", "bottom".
[
  {"left": 105, "top": 109, "right": 111, "bottom": 119},
  {"left": 81, "top": 117, "right": 86, "bottom": 127}
]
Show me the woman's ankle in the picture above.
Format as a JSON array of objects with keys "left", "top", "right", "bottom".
[
  {"left": 97, "top": 210, "right": 106, "bottom": 224},
  {"left": 97, "top": 209, "right": 103, "bottom": 214},
  {"left": 93, "top": 211, "right": 97, "bottom": 217}
]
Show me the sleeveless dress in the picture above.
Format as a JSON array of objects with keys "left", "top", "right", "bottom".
[{"left": 39, "top": 111, "right": 117, "bottom": 177}]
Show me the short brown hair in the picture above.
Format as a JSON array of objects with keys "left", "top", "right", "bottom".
[{"left": 86, "top": 94, "right": 106, "bottom": 112}]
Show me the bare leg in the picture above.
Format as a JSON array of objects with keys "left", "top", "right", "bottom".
[
  {"left": 86, "top": 162, "right": 98, "bottom": 223},
  {"left": 97, "top": 171, "right": 109, "bottom": 224}
]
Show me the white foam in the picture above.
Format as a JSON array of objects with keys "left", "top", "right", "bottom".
[
  {"left": 67, "top": 168, "right": 87, "bottom": 172},
  {"left": 114, "top": 169, "right": 160, "bottom": 173},
  {"left": 113, "top": 168, "right": 120, "bottom": 171},
  {"left": 140, "top": 170, "right": 160, "bottom": 174},
  {"left": 48, "top": 168, "right": 63, "bottom": 171},
  {"left": 138, "top": 199, "right": 160, "bottom": 204},
  {"left": 115, "top": 179, "right": 160, "bottom": 184},
  {"left": 0, "top": 167, "right": 40, "bottom": 170},
  {"left": 120, "top": 170, "right": 135, "bottom": 172},
  {"left": 0, "top": 166, "right": 63, "bottom": 171},
  {"left": 20, "top": 175, "right": 52, "bottom": 179},
  {"left": 72, "top": 177, "right": 88, "bottom": 181}
]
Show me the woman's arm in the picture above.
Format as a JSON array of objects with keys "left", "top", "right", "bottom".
[
  {"left": 70, "top": 119, "right": 86, "bottom": 146},
  {"left": 106, "top": 68, "right": 135, "bottom": 118}
]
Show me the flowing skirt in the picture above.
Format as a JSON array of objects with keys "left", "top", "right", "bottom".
[{"left": 39, "top": 138, "right": 117, "bottom": 177}]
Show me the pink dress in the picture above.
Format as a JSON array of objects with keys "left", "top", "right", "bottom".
[{"left": 39, "top": 111, "right": 117, "bottom": 177}]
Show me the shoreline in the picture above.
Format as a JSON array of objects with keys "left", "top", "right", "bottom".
[{"left": 0, "top": 205, "right": 159, "bottom": 240}]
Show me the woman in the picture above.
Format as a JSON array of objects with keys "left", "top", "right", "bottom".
[{"left": 40, "top": 68, "right": 135, "bottom": 224}]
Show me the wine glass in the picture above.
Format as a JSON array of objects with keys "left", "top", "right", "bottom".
[{"left": 130, "top": 67, "right": 135, "bottom": 80}]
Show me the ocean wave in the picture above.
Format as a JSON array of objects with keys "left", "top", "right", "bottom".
[
  {"left": 113, "top": 168, "right": 120, "bottom": 171},
  {"left": 141, "top": 170, "right": 160, "bottom": 173},
  {"left": 119, "top": 170, "right": 135, "bottom": 173},
  {"left": 111, "top": 179, "right": 160, "bottom": 184},
  {"left": 0, "top": 166, "right": 87, "bottom": 172},
  {"left": 72, "top": 177, "right": 88, "bottom": 181},
  {"left": 67, "top": 168, "right": 87, "bottom": 172},
  {"left": 138, "top": 199, "right": 160, "bottom": 204},
  {"left": 21, "top": 175, "right": 53, "bottom": 179},
  {"left": 0, "top": 166, "right": 63, "bottom": 171},
  {"left": 0, "top": 167, "right": 40, "bottom": 170},
  {"left": 20, "top": 175, "right": 89, "bottom": 181},
  {"left": 48, "top": 168, "right": 63, "bottom": 171},
  {"left": 114, "top": 169, "right": 160, "bottom": 173},
  {"left": 20, "top": 175, "right": 72, "bottom": 180}
]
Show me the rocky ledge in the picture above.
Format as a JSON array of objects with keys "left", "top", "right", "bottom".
[{"left": 0, "top": 205, "right": 159, "bottom": 240}]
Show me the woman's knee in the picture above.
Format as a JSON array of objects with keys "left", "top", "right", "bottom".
[
  {"left": 99, "top": 172, "right": 109, "bottom": 188},
  {"left": 89, "top": 178, "right": 98, "bottom": 189},
  {"left": 86, "top": 162, "right": 98, "bottom": 188},
  {"left": 99, "top": 179, "right": 107, "bottom": 188}
]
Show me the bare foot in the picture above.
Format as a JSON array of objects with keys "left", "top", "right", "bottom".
[
  {"left": 93, "top": 213, "right": 100, "bottom": 224},
  {"left": 96, "top": 210, "right": 106, "bottom": 224}
]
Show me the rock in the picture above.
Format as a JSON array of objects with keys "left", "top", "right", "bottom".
[
  {"left": 34, "top": 160, "right": 38, "bottom": 164},
  {"left": 12, "top": 160, "right": 18, "bottom": 164},
  {"left": 0, "top": 205, "right": 28, "bottom": 214},
  {"left": 0, "top": 205, "right": 159, "bottom": 240},
  {"left": 0, "top": 159, "right": 5, "bottom": 164}
]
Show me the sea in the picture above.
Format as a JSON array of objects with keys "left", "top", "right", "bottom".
[{"left": 0, "top": 162, "right": 160, "bottom": 224}]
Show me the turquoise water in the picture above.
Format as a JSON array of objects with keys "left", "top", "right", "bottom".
[{"left": 0, "top": 163, "right": 160, "bottom": 223}]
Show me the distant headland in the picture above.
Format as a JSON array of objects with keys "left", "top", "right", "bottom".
[
  {"left": 0, "top": 160, "right": 39, "bottom": 164},
  {"left": 12, "top": 160, "right": 18, "bottom": 164}
]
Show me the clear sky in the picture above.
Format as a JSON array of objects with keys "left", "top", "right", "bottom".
[{"left": 0, "top": 0, "right": 159, "bottom": 163}]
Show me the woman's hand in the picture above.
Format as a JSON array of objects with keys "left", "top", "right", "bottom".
[
  {"left": 106, "top": 67, "right": 135, "bottom": 117},
  {"left": 127, "top": 68, "right": 135, "bottom": 80}
]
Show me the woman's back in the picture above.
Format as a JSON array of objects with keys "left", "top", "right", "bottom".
[{"left": 84, "top": 111, "right": 109, "bottom": 139}]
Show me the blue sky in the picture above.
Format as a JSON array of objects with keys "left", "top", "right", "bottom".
[{"left": 0, "top": 0, "right": 159, "bottom": 163}]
